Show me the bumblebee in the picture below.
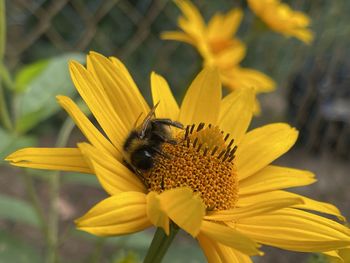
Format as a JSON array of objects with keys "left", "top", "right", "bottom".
[{"left": 123, "top": 103, "right": 183, "bottom": 175}]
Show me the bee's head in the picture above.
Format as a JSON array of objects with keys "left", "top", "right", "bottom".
[{"left": 130, "top": 146, "right": 155, "bottom": 171}]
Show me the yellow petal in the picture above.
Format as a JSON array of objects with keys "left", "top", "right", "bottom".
[
  {"left": 175, "top": 0, "right": 205, "bottom": 34},
  {"left": 292, "top": 28, "right": 314, "bottom": 44},
  {"left": 324, "top": 250, "right": 344, "bottom": 263},
  {"left": 253, "top": 97, "right": 261, "bottom": 116},
  {"left": 197, "top": 233, "right": 253, "bottom": 263},
  {"left": 247, "top": 0, "right": 264, "bottom": 12},
  {"left": 219, "top": 88, "right": 254, "bottom": 144},
  {"left": 69, "top": 61, "right": 128, "bottom": 149},
  {"left": 236, "top": 123, "right": 298, "bottom": 180},
  {"left": 221, "top": 9, "right": 243, "bottom": 38},
  {"left": 160, "top": 31, "right": 196, "bottom": 46},
  {"left": 207, "top": 13, "right": 225, "bottom": 40},
  {"left": 146, "top": 191, "right": 170, "bottom": 235},
  {"left": 197, "top": 233, "right": 222, "bottom": 263},
  {"left": 200, "top": 221, "right": 261, "bottom": 256},
  {"left": 206, "top": 197, "right": 302, "bottom": 221},
  {"left": 159, "top": 187, "right": 205, "bottom": 237},
  {"left": 235, "top": 208, "right": 350, "bottom": 252},
  {"left": 109, "top": 56, "right": 150, "bottom": 114},
  {"left": 179, "top": 67, "right": 221, "bottom": 125},
  {"left": 247, "top": 0, "right": 313, "bottom": 44},
  {"left": 109, "top": 55, "right": 151, "bottom": 114},
  {"left": 5, "top": 147, "right": 91, "bottom": 173},
  {"left": 57, "top": 95, "right": 121, "bottom": 158},
  {"left": 86, "top": 52, "right": 149, "bottom": 131},
  {"left": 76, "top": 192, "right": 151, "bottom": 236},
  {"left": 207, "top": 9, "right": 243, "bottom": 40},
  {"left": 335, "top": 248, "right": 350, "bottom": 263},
  {"left": 78, "top": 143, "right": 146, "bottom": 195},
  {"left": 214, "top": 41, "right": 246, "bottom": 68},
  {"left": 150, "top": 72, "right": 179, "bottom": 120},
  {"left": 223, "top": 67, "right": 276, "bottom": 94},
  {"left": 238, "top": 190, "right": 346, "bottom": 222},
  {"left": 239, "top": 165, "right": 316, "bottom": 194}
]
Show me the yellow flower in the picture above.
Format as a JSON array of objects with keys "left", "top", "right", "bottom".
[
  {"left": 161, "top": 0, "right": 276, "bottom": 114},
  {"left": 329, "top": 247, "right": 350, "bottom": 262},
  {"left": 248, "top": 0, "right": 314, "bottom": 44},
  {"left": 6, "top": 52, "right": 350, "bottom": 262}
]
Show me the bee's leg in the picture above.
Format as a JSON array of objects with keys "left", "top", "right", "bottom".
[
  {"left": 152, "top": 119, "right": 184, "bottom": 129},
  {"left": 123, "top": 160, "right": 149, "bottom": 188},
  {"left": 150, "top": 146, "right": 171, "bottom": 159},
  {"left": 134, "top": 169, "right": 149, "bottom": 188},
  {"left": 152, "top": 131, "right": 177, "bottom": 145}
]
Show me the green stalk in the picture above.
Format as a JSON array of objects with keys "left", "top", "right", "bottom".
[
  {"left": 24, "top": 173, "right": 49, "bottom": 237},
  {"left": 0, "top": 84, "right": 12, "bottom": 130},
  {"left": 0, "top": 0, "right": 6, "bottom": 59},
  {"left": 46, "top": 118, "right": 75, "bottom": 263},
  {"left": 0, "top": 0, "right": 12, "bottom": 130},
  {"left": 143, "top": 223, "right": 179, "bottom": 263}
]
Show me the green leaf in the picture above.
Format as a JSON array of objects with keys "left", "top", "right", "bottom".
[
  {"left": 0, "top": 0, "right": 5, "bottom": 60},
  {"left": 0, "top": 127, "right": 37, "bottom": 164},
  {"left": 307, "top": 254, "right": 329, "bottom": 263},
  {"left": 0, "top": 194, "right": 40, "bottom": 227},
  {"left": 113, "top": 251, "right": 140, "bottom": 263},
  {"left": 14, "top": 59, "right": 49, "bottom": 92},
  {"left": 0, "top": 230, "right": 43, "bottom": 263},
  {"left": 14, "top": 53, "right": 85, "bottom": 133}
]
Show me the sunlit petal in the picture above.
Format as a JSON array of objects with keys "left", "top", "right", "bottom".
[
  {"left": 78, "top": 143, "right": 146, "bottom": 195},
  {"left": 76, "top": 192, "right": 151, "bottom": 236},
  {"left": 179, "top": 67, "right": 221, "bottom": 125},
  {"left": 206, "top": 197, "right": 302, "bottom": 221},
  {"left": 69, "top": 61, "right": 128, "bottom": 149},
  {"left": 236, "top": 123, "right": 298, "bottom": 180},
  {"left": 219, "top": 88, "right": 254, "bottom": 144},
  {"left": 57, "top": 95, "right": 121, "bottom": 159},
  {"left": 159, "top": 187, "right": 205, "bottom": 237},
  {"left": 197, "top": 233, "right": 253, "bottom": 263},
  {"left": 5, "top": 147, "right": 91, "bottom": 173},
  {"left": 239, "top": 165, "right": 316, "bottom": 194},
  {"left": 200, "top": 220, "right": 261, "bottom": 256},
  {"left": 151, "top": 72, "right": 179, "bottom": 120},
  {"left": 235, "top": 208, "right": 350, "bottom": 252},
  {"left": 87, "top": 52, "right": 149, "bottom": 130},
  {"left": 238, "top": 190, "right": 346, "bottom": 222}
]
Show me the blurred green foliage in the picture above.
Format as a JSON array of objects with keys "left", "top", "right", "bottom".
[
  {"left": 0, "top": 194, "right": 40, "bottom": 226},
  {"left": 306, "top": 254, "right": 329, "bottom": 263},
  {"left": 0, "top": 230, "right": 43, "bottom": 263},
  {"left": 13, "top": 53, "right": 84, "bottom": 133}
]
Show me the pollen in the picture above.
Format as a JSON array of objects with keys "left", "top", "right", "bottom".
[{"left": 145, "top": 123, "right": 239, "bottom": 211}]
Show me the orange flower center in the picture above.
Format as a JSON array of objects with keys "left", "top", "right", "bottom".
[
  {"left": 209, "top": 39, "right": 233, "bottom": 54},
  {"left": 145, "top": 123, "right": 239, "bottom": 211}
]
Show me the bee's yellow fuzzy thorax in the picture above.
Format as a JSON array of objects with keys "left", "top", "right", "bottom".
[{"left": 145, "top": 124, "right": 239, "bottom": 211}]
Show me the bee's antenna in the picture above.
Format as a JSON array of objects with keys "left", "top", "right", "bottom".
[
  {"left": 133, "top": 112, "right": 144, "bottom": 128},
  {"left": 139, "top": 102, "right": 160, "bottom": 138}
]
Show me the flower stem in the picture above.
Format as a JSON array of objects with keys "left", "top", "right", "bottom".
[
  {"left": 143, "top": 223, "right": 179, "bottom": 263},
  {"left": 46, "top": 118, "right": 75, "bottom": 263},
  {"left": 0, "top": 84, "right": 12, "bottom": 130}
]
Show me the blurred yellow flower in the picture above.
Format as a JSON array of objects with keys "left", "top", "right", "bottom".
[
  {"left": 6, "top": 52, "right": 350, "bottom": 262},
  {"left": 334, "top": 248, "right": 350, "bottom": 262},
  {"left": 248, "top": 0, "right": 314, "bottom": 44},
  {"left": 326, "top": 242, "right": 350, "bottom": 262},
  {"left": 161, "top": 0, "right": 275, "bottom": 114}
]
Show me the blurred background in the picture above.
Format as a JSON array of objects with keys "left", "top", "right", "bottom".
[{"left": 0, "top": 0, "right": 349, "bottom": 262}]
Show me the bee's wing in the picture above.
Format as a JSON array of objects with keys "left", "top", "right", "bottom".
[{"left": 139, "top": 102, "right": 159, "bottom": 138}]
